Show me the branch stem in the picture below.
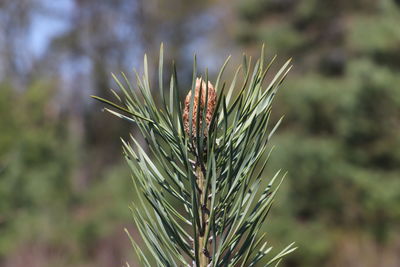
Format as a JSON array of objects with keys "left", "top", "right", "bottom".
[{"left": 196, "top": 164, "right": 210, "bottom": 266}]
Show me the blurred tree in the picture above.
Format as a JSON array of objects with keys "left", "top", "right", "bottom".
[
  {"left": 0, "top": 80, "right": 74, "bottom": 256},
  {"left": 0, "top": 0, "right": 226, "bottom": 266},
  {"left": 232, "top": 0, "right": 400, "bottom": 266},
  {"left": 2, "top": 0, "right": 399, "bottom": 265},
  {"left": 0, "top": 0, "right": 35, "bottom": 84}
]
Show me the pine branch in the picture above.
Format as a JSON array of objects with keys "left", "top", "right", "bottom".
[{"left": 93, "top": 44, "right": 296, "bottom": 267}]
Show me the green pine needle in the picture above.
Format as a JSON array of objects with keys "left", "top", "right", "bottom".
[{"left": 93, "top": 44, "right": 295, "bottom": 267}]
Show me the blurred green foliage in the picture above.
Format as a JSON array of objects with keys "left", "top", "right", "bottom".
[
  {"left": 0, "top": 81, "right": 134, "bottom": 266},
  {"left": 0, "top": 0, "right": 400, "bottom": 266},
  {"left": 235, "top": 0, "right": 400, "bottom": 265}
]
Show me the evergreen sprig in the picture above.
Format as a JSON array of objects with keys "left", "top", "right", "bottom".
[{"left": 92, "top": 44, "right": 296, "bottom": 267}]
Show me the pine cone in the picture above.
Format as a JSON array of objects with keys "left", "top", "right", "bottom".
[{"left": 182, "top": 78, "right": 216, "bottom": 138}]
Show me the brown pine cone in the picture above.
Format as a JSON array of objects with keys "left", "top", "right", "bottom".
[{"left": 182, "top": 78, "right": 216, "bottom": 138}]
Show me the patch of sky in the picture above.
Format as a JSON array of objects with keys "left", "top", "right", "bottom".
[{"left": 29, "top": 0, "right": 74, "bottom": 57}]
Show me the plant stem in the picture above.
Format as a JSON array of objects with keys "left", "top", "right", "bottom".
[{"left": 196, "top": 164, "right": 209, "bottom": 267}]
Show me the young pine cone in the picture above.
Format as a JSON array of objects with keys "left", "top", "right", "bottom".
[{"left": 182, "top": 78, "right": 216, "bottom": 138}]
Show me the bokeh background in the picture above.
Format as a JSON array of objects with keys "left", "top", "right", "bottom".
[{"left": 1, "top": 0, "right": 400, "bottom": 266}]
